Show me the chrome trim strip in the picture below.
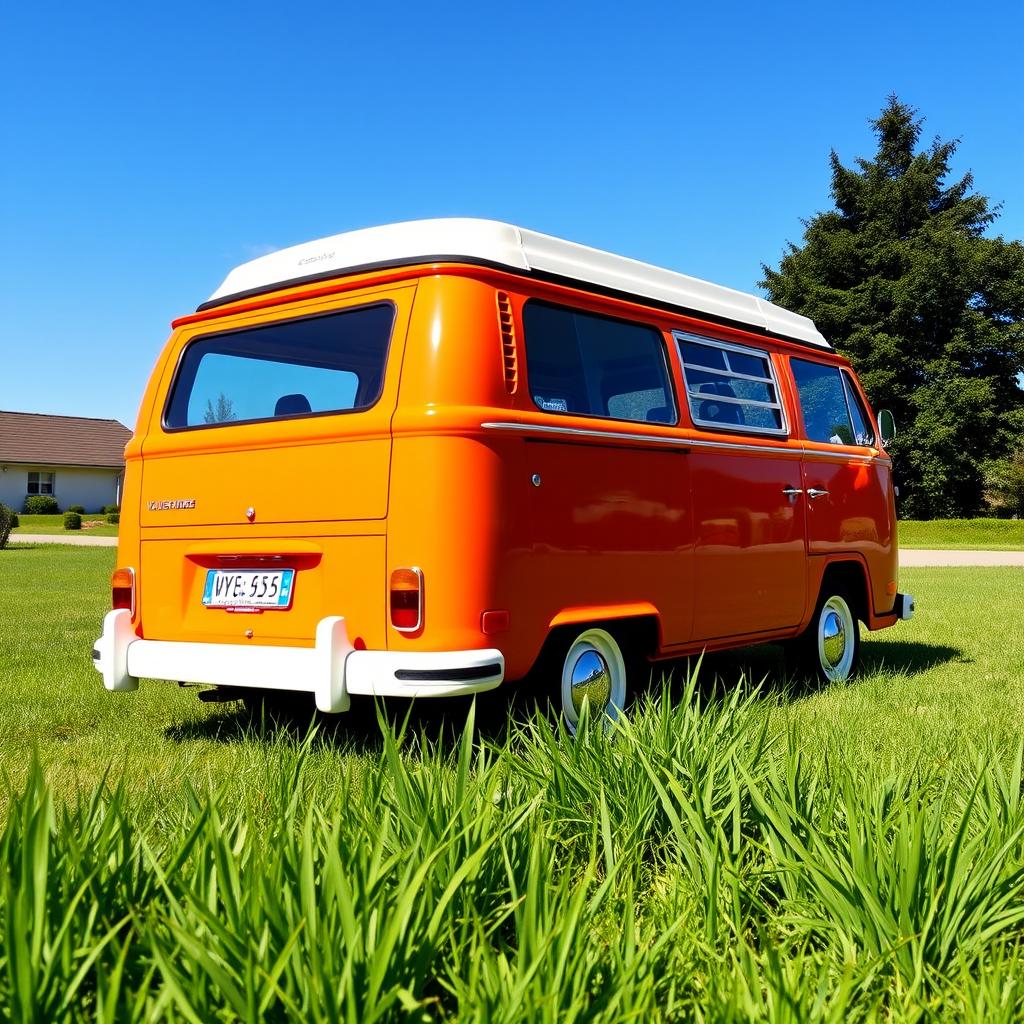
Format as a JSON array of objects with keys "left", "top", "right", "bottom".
[
  {"left": 802, "top": 449, "right": 878, "bottom": 463},
  {"left": 480, "top": 421, "right": 881, "bottom": 462},
  {"left": 480, "top": 421, "right": 690, "bottom": 447}
]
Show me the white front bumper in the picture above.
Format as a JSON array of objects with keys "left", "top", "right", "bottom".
[{"left": 92, "top": 610, "right": 504, "bottom": 713}]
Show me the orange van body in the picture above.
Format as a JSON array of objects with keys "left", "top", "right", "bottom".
[{"left": 94, "top": 220, "right": 912, "bottom": 715}]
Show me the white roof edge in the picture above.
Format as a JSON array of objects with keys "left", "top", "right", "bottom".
[{"left": 205, "top": 218, "right": 829, "bottom": 348}]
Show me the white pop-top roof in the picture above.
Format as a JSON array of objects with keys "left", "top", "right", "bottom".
[{"left": 205, "top": 218, "right": 828, "bottom": 348}]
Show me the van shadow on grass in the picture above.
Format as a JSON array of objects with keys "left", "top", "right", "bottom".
[
  {"left": 162, "top": 681, "right": 542, "bottom": 752},
  {"left": 669, "top": 637, "right": 965, "bottom": 703},
  {"left": 163, "top": 638, "right": 964, "bottom": 750}
]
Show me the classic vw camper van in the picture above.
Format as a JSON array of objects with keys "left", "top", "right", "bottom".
[{"left": 93, "top": 219, "right": 914, "bottom": 727}]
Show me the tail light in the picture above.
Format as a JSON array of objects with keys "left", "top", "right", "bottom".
[
  {"left": 390, "top": 567, "right": 423, "bottom": 632},
  {"left": 111, "top": 566, "right": 136, "bottom": 615}
]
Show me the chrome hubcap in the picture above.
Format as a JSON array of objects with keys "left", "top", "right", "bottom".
[
  {"left": 821, "top": 610, "right": 846, "bottom": 667},
  {"left": 560, "top": 629, "right": 627, "bottom": 733},
  {"left": 570, "top": 649, "right": 611, "bottom": 716},
  {"left": 817, "top": 595, "right": 856, "bottom": 681}
]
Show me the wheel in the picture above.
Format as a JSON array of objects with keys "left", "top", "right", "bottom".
[
  {"left": 558, "top": 627, "right": 629, "bottom": 733},
  {"left": 789, "top": 590, "right": 860, "bottom": 684}
]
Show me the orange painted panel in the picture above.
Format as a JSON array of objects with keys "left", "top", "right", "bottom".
[{"left": 689, "top": 446, "right": 807, "bottom": 639}]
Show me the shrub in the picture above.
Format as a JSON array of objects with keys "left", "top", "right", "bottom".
[
  {"left": 0, "top": 504, "right": 13, "bottom": 549},
  {"left": 106, "top": 512, "right": 120, "bottom": 525},
  {"left": 66, "top": 504, "right": 86, "bottom": 515},
  {"left": 101, "top": 504, "right": 120, "bottom": 515},
  {"left": 24, "top": 495, "right": 59, "bottom": 515},
  {"left": 985, "top": 451, "right": 1024, "bottom": 518},
  {"left": 63, "top": 512, "right": 82, "bottom": 531}
]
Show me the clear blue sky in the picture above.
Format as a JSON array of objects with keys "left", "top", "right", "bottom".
[{"left": 2, "top": 0, "right": 1021, "bottom": 428}]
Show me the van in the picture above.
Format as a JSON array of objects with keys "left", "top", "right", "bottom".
[{"left": 93, "top": 219, "right": 914, "bottom": 727}]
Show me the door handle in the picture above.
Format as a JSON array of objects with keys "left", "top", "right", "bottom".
[
  {"left": 782, "top": 487, "right": 803, "bottom": 501},
  {"left": 807, "top": 488, "right": 829, "bottom": 499}
]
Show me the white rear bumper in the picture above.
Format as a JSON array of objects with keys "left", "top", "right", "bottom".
[{"left": 92, "top": 610, "right": 504, "bottom": 713}]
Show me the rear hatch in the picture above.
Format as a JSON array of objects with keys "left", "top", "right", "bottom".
[{"left": 136, "top": 284, "right": 414, "bottom": 649}]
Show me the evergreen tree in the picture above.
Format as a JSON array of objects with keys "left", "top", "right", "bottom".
[
  {"left": 761, "top": 97, "right": 1024, "bottom": 518},
  {"left": 203, "top": 393, "right": 236, "bottom": 424}
]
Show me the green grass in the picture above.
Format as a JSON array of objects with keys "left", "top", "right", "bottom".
[
  {"left": 898, "top": 517, "right": 1024, "bottom": 549},
  {"left": 12, "top": 513, "right": 118, "bottom": 537},
  {"left": 1, "top": 546, "right": 1024, "bottom": 1020}
]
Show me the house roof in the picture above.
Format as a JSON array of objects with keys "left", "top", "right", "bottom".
[
  {"left": 202, "top": 219, "right": 830, "bottom": 349},
  {"left": 0, "top": 411, "right": 132, "bottom": 469}
]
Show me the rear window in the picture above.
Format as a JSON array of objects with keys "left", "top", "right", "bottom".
[
  {"left": 522, "top": 301, "right": 676, "bottom": 424},
  {"left": 164, "top": 303, "right": 396, "bottom": 430}
]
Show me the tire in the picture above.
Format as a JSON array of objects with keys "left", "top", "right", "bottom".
[
  {"left": 557, "top": 627, "right": 630, "bottom": 733},
  {"left": 789, "top": 590, "right": 861, "bottom": 684}
]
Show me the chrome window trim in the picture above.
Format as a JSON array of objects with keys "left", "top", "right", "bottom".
[
  {"left": 839, "top": 369, "right": 876, "bottom": 447},
  {"left": 673, "top": 331, "right": 789, "bottom": 437}
]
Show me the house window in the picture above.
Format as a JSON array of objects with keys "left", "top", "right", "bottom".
[{"left": 27, "top": 472, "right": 55, "bottom": 495}]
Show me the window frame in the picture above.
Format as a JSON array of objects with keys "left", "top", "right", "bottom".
[
  {"left": 840, "top": 369, "right": 876, "bottom": 447},
  {"left": 27, "top": 471, "right": 55, "bottom": 495},
  {"left": 161, "top": 300, "right": 398, "bottom": 433},
  {"left": 674, "top": 332, "right": 789, "bottom": 438},
  {"left": 790, "top": 356, "right": 876, "bottom": 448},
  {"left": 522, "top": 299, "right": 678, "bottom": 427}
]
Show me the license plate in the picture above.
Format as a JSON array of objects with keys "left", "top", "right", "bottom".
[{"left": 202, "top": 569, "right": 295, "bottom": 610}]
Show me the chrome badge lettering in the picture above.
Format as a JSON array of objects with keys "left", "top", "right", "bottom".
[{"left": 148, "top": 498, "right": 196, "bottom": 511}]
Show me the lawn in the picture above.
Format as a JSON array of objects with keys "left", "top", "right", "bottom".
[
  {"left": 11, "top": 513, "right": 119, "bottom": 537},
  {"left": 1, "top": 545, "right": 1023, "bottom": 1020},
  {"left": 898, "top": 517, "right": 1024, "bottom": 549}
]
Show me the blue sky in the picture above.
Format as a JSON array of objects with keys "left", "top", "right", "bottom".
[{"left": 2, "top": 0, "right": 1021, "bottom": 428}]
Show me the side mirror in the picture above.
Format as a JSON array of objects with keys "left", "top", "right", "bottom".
[{"left": 878, "top": 409, "right": 896, "bottom": 446}]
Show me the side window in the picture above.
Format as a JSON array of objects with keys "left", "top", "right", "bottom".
[
  {"left": 676, "top": 334, "right": 787, "bottom": 435},
  {"left": 841, "top": 371, "right": 876, "bottom": 446},
  {"left": 522, "top": 301, "right": 676, "bottom": 424},
  {"left": 791, "top": 359, "right": 858, "bottom": 445}
]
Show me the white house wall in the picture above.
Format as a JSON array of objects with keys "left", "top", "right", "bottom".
[{"left": 0, "top": 465, "right": 121, "bottom": 512}]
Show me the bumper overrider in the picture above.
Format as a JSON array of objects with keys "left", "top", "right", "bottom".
[{"left": 92, "top": 610, "right": 504, "bottom": 713}]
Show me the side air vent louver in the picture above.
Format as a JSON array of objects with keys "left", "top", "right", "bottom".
[{"left": 496, "top": 291, "right": 518, "bottom": 393}]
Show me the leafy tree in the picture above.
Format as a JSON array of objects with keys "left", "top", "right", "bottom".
[
  {"left": 203, "top": 393, "right": 236, "bottom": 424},
  {"left": 761, "top": 97, "right": 1024, "bottom": 518},
  {"left": 984, "top": 449, "right": 1024, "bottom": 517}
]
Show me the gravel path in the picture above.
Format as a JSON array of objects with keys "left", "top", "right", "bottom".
[
  {"left": 7, "top": 537, "right": 1023, "bottom": 563},
  {"left": 12, "top": 534, "right": 119, "bottom": 547},
  {"left": 899, "top": 549, "right": 1024, "bottom": 567}
]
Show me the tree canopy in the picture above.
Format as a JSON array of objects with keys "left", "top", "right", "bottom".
[{"left": 761, "top": 97, "right": 1024, "bottom": 518}]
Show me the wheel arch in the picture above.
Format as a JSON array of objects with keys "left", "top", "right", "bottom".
[
  {"left": 531, "top": 606, "right": 661, "bottom": 677},
  {"left": 816, "top": 558, "right": 871, "bottom": 625}
]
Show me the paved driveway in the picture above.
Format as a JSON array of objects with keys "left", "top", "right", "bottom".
[
  {"left": 899, "top": 549, "right": 1024, "bottom": 567},
  {"left": 12, "top": 534, "right": 119, "bottom": 547}
]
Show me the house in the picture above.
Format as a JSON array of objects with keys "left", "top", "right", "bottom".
[{"left": 0, "top": 410, "right": 132, "bottom": 513}]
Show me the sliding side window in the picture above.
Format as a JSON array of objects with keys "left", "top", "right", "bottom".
[{"left": 676, "top": 333, "right": 787, "bottom": 435}]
